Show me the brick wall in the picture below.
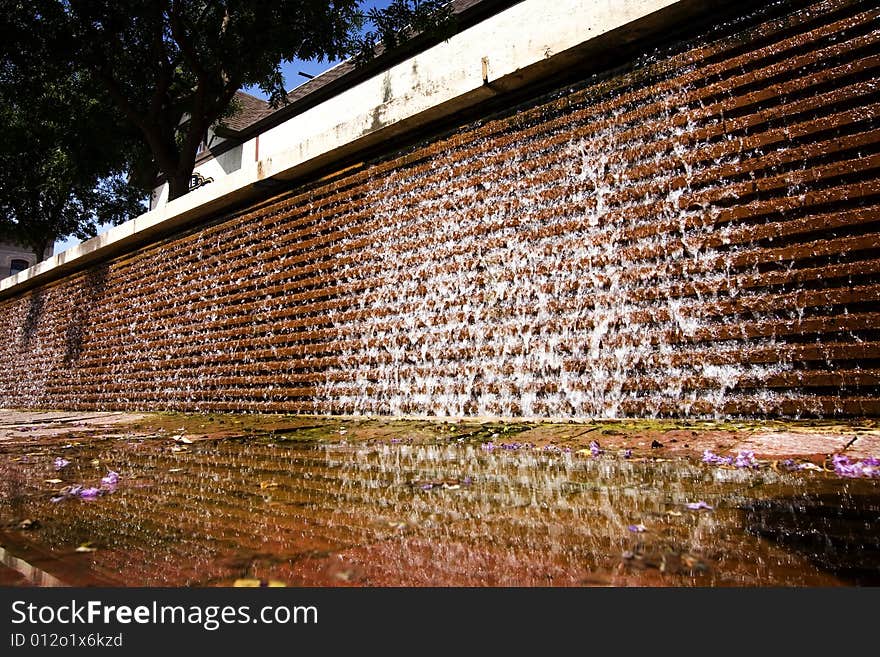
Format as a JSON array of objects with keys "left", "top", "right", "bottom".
[{"left": 1, "top": 0, "right": 878, "bottom": 418}]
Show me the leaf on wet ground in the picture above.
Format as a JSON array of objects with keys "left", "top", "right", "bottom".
[
  {"left": 45, "top": 478, "right": 63, "bottom": 484},
  {"left": 233, "top": 578, "right": 286, "bottom": 587},
  {"left": 75, "top": 542, "right": 98, "bottom": 553},
  {"left": 260, "top": 481, "right": 279, "bottom": 489}
]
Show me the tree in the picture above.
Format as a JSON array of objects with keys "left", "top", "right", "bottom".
[
  {"left": 48, "top": 0, "right": 452, "bottom": 202},
  {"left": 0, "top": 3, "right": 147, "bottom": 260}
]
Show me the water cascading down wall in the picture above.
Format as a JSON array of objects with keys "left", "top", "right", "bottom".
[{"left": 1, "top": 0, "right": 879, "bottom": 419}]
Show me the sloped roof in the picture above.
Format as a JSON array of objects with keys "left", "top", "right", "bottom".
[
  {"left": 219, "top": 91, "right": 273, "bottom": 132},
  {"left": 215, "top": 0, "right": 513, "bottom": 138}
]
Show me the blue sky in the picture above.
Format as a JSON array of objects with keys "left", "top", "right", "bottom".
[
  {"left": 55, "top": 1, "right": 393, "bottom": 253},
  {"left": 242, "top": 0, "right": 393, "bottom": 100}
]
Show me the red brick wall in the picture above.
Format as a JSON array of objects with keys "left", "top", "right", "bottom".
[{"left": 1, "top": 0, "right": 878, "bottom": 417}]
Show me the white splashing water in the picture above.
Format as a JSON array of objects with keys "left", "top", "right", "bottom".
[{"left": 318, "top": 84, "right": 793, "bottom": 420}]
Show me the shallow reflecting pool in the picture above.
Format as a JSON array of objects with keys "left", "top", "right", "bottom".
[{"left": 1, "top": 429, "right": 878, "bottom": 586}]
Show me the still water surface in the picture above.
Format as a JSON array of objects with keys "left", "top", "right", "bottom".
[{"left": 1, "top": 432, "right": 878, "bottom": 586}]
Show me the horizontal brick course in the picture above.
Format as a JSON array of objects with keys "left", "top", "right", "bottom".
[{"left": 1, "top": 0, "right": 878, "bottom": 418}]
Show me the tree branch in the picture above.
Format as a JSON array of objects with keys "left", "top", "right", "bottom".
[
  {"left": 169, "top": 0, "right": 209, "bottom": 81},
  {"left": 149, "top": 0, "right": 174, "bottom": 117}
]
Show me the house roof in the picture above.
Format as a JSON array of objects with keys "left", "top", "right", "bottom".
[
  {"left": 215, "top": 0, "right": 516, "bottom": 139},
  {"left": 221, "top": 91, "right": 273, "bottom": 132}
]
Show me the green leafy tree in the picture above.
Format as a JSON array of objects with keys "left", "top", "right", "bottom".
[
  {"left": 0, "top": 3, "right": 147, "bottom": 260},
  {"left": 51, "top": 0, "right": 452, "bottom": 202}
]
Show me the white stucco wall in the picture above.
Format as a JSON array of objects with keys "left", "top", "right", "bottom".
[{"left": 4, "top": 0, "right": 682, "bottom": 293}]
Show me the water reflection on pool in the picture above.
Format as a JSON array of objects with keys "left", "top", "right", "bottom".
[{"left": 1, "top": 435, "right": 878, "bottom": 586}]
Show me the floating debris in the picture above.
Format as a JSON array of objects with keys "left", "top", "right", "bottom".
[
  {"left": 830, "top": 454, "right": 880, "bottom": 479},
  {"left": 702, "top": 449, "right": 761, "bottom": 468},
  {"left": 53, "top": 457, "right": 70, "bottom": 471},
  {"left": 775, "top": 459, "right": 821, "bottom": 472},
  {"left": 734, "top": 450, "right": 759, "bottom": 469},
  {"left": 686, "top": 501, "right": 713, "bottom": 511},
  {"left": 702, "top": 450, "right": 734, "bottom": 466},
  {"left": 233, "top": 579, "right": 286, "bottom": 587}
]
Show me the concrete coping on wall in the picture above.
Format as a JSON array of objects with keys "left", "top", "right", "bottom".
[{"left": 0, "top": 0, "right": 721, "bottom": 300}]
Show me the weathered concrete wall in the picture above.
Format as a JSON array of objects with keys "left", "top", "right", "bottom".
[{"left": 1, "top": 0, "right": 878, "bottom": 418}]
